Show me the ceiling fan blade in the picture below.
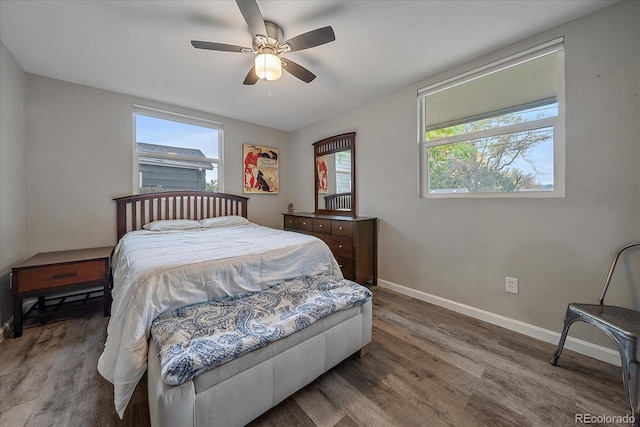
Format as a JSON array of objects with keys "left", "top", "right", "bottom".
[
  {"left": 191, "top": 40, "right": 249, "bottom": 53},
  {"left": 236, "top": 0, "right": 267, "bottom": 37},
  {"left": 282, "top": 26, "right": 335, "bottom": 52},
  {"left": 243, "top": 65, "right": 259, "bottom": 85},
  {"left": 282, "top": 58, "right": 316, "bottom": 83}
]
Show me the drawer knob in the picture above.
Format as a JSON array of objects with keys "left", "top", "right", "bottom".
[
  {"left": 339, "top": 264, "right": 343, "bottom": 268},
  {"left": 319, "top": 224, "right": 323, "bottom": 228},
  {"left": 339, "top": 226, "right": 344, "bottom": 231},
  {"left": 302, "top": 222, "right": 306, "bottom": 225},
  {"left": 338, "top": 245, "right": 343, "bottom": 249}
]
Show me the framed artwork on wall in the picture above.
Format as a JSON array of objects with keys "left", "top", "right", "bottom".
[
  {"left": 243, "top": 144, "right": 279, "bottom": 194},
  {"left": 316, "top": 155, "right": 328, "bottom": 193}
]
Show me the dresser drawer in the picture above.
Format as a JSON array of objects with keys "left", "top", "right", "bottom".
[
  {"left": 17, "top": 260, "right": 107, "bottom": 293},
  {"left": 335, "top": 256, "right": 354, "bottom": 280},
  {"left": 296, "top": 217, "right": 313, "bottom": 232},
  {"left": 283, "top": 215, "right": 297, "bottom": 230},
  {"left": 323, "top": 235, "right": 353, "bottom": 257},
  {"left": 313, "top": 219, "right": 331, "bottom": 234},
  {"left": 331, "top": 221, "right": 353, "bottom": 237}
]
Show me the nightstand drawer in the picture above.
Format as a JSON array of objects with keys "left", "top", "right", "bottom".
[{"left": 18, "top": 260, "right": 106, "bottom": 293}]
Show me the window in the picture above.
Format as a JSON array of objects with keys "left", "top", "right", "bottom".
[
  {"left": 335, "top": 152, "right": 352, "bottom": 194},
  {"left": 134, "top": 106, "right": 223, "bottom": 194},
  {"left": 418, "top": 38, "right": 564, "bottom": 197}
]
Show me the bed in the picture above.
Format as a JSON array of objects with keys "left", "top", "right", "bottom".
[{"left": 98, "top": 191, "right": 372, "bottom": 424}]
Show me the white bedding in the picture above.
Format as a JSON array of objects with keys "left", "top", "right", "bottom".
[{"left": 97, "top": 222, "right": 342, "bottom": 418}]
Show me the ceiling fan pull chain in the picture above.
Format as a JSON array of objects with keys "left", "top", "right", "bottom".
[{"left": 268, "top": 81, "right": 273, "bottom": 97}]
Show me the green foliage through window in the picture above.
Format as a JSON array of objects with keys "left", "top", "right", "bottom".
[{"left": 427, "top": 104, "right": 556, "bottom": 193}]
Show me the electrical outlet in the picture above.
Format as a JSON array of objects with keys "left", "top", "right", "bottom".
[{"left": 505, "top": 277, "right": 519, "bottom": 294}]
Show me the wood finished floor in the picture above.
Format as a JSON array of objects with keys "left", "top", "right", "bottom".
[{"left": 0, "top": 286, "right": 630, "bottom": 427}]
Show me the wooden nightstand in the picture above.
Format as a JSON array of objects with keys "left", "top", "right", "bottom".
[{"left": 11, "top": 246, "right": 113, "bottom": 338}]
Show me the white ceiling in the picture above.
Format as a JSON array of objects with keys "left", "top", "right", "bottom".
[{"left": 0, "top": 0, "right": 616, "bottom": 132}]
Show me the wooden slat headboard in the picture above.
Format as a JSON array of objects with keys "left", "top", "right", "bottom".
[
  {"left": 324, "top": 192, "right": 352, "bottom": 210},
  {"left": 114, "top": 191, "right": 249, "bottom": 241}
]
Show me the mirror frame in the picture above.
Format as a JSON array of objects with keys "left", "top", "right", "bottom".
[{"left": 313, "top": 132, "right": 356, "bottom": 217}]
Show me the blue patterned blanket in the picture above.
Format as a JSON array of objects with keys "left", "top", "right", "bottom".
[{"left": 150, "top": 275, "right": 372, "bottom": 386}]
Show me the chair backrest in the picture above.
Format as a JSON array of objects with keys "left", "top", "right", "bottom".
[{"left": 600, "top": 243, "right": 640, "bottom": 305}]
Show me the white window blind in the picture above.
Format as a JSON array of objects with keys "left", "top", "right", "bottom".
[{"left": 420, "top": 38, "right": 563, "bottom": 131}]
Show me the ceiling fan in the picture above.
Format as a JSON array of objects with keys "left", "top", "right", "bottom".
[{"left": 191, "top": 0, "right": 335, "bottom": 85}]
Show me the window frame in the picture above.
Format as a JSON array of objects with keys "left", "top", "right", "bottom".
[
  {"left": 418, "top": 38, "right": 565, "bottom": 199},
  {"left": 132, "top": 105, "right": 224, "bottom": 194}
]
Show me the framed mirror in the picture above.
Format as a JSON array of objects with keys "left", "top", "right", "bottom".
[{"left": 313, "top": 132, "right": 356, "bottom": 216}]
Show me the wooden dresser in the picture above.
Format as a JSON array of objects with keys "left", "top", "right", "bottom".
[{"left": 283, "top": 213, "right": 377, "bottom": 286}]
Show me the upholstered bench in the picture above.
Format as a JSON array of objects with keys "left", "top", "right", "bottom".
[{"left": 147, "top": 277, "right": 372, "bottom": 427}]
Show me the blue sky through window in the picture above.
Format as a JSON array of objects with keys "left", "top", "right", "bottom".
[{"left": 136, "top": 114, "right": 219, "bottom": 159}]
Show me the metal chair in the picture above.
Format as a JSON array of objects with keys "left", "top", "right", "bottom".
[{"left": 551, "top": 243, "right": 640, "bottom": 425}]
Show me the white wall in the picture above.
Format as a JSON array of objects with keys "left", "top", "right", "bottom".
[
  {"left": 0, "top": 41, "right": 27, "bottom": 329},
  {"left": 289, "top": 1, "right": 640, "bottom": 349},
  {"left": 25, "top": 75, "right": 290, "bottom": 255}
]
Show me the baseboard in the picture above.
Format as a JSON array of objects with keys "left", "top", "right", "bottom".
[
  {"left": 377, "top": 279, "right": 621, "bottom": 367},
  {"left": 0, "top": 316, "right": 13, "bottom": 344}
]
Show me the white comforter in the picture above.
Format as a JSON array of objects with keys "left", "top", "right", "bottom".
[{"left": 97, "top": 223, "right": 341, "bottom": 418}]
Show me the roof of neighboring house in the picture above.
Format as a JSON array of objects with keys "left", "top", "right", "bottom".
[
  {"left": 137, "top": 142, "right": 213, "bottom": 170},
  {"left": 136, "top": 142, "right": 206, "bottom": 158}
]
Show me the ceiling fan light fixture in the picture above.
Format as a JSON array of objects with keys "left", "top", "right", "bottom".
[
  {"left": 191, "top": 0, "right": 335, "bottom": 86},
  {"left": 255, "top": 53, "right": 282, "bottom": 81}
]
